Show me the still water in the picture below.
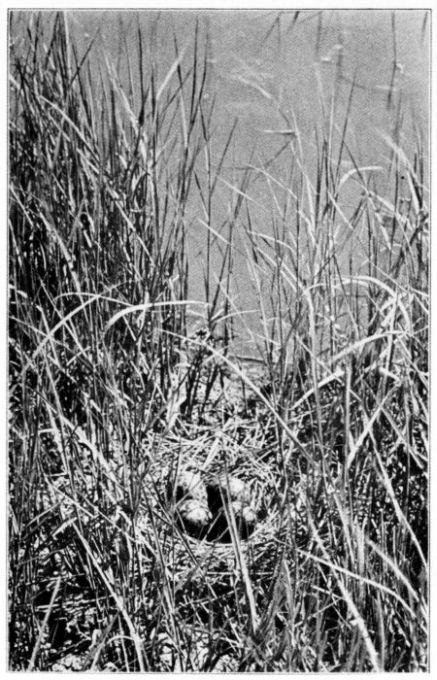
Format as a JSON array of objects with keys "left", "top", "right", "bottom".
[
  {"left": 73, "top": 10, "right": 431, "bottom": 352},
  {"left": 68, "top": 9, "right": 429, "bottom": 169},
  {"left": 17, "top": 10, "right": 431, "bottom": 354}
]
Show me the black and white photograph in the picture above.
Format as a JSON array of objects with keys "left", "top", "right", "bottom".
[{"left": 7, "top": 5, "right": 429, "bottom": 672}]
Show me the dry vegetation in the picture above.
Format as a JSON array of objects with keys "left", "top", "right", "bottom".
[{"left": 9, "top": 11, "right": 428, "bottom": 671}]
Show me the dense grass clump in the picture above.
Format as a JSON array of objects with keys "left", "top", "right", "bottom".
[{"left": 9, "top": 10, "right": 428, "bottom": 672}]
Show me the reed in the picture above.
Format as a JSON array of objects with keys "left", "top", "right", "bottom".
[{"left": 9, "top": 10, "right": 428, "bottom": 671}]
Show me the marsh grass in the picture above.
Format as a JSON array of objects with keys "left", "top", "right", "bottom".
[{"left": 8, "top": 10, "right": 428, "bottom": 672}]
